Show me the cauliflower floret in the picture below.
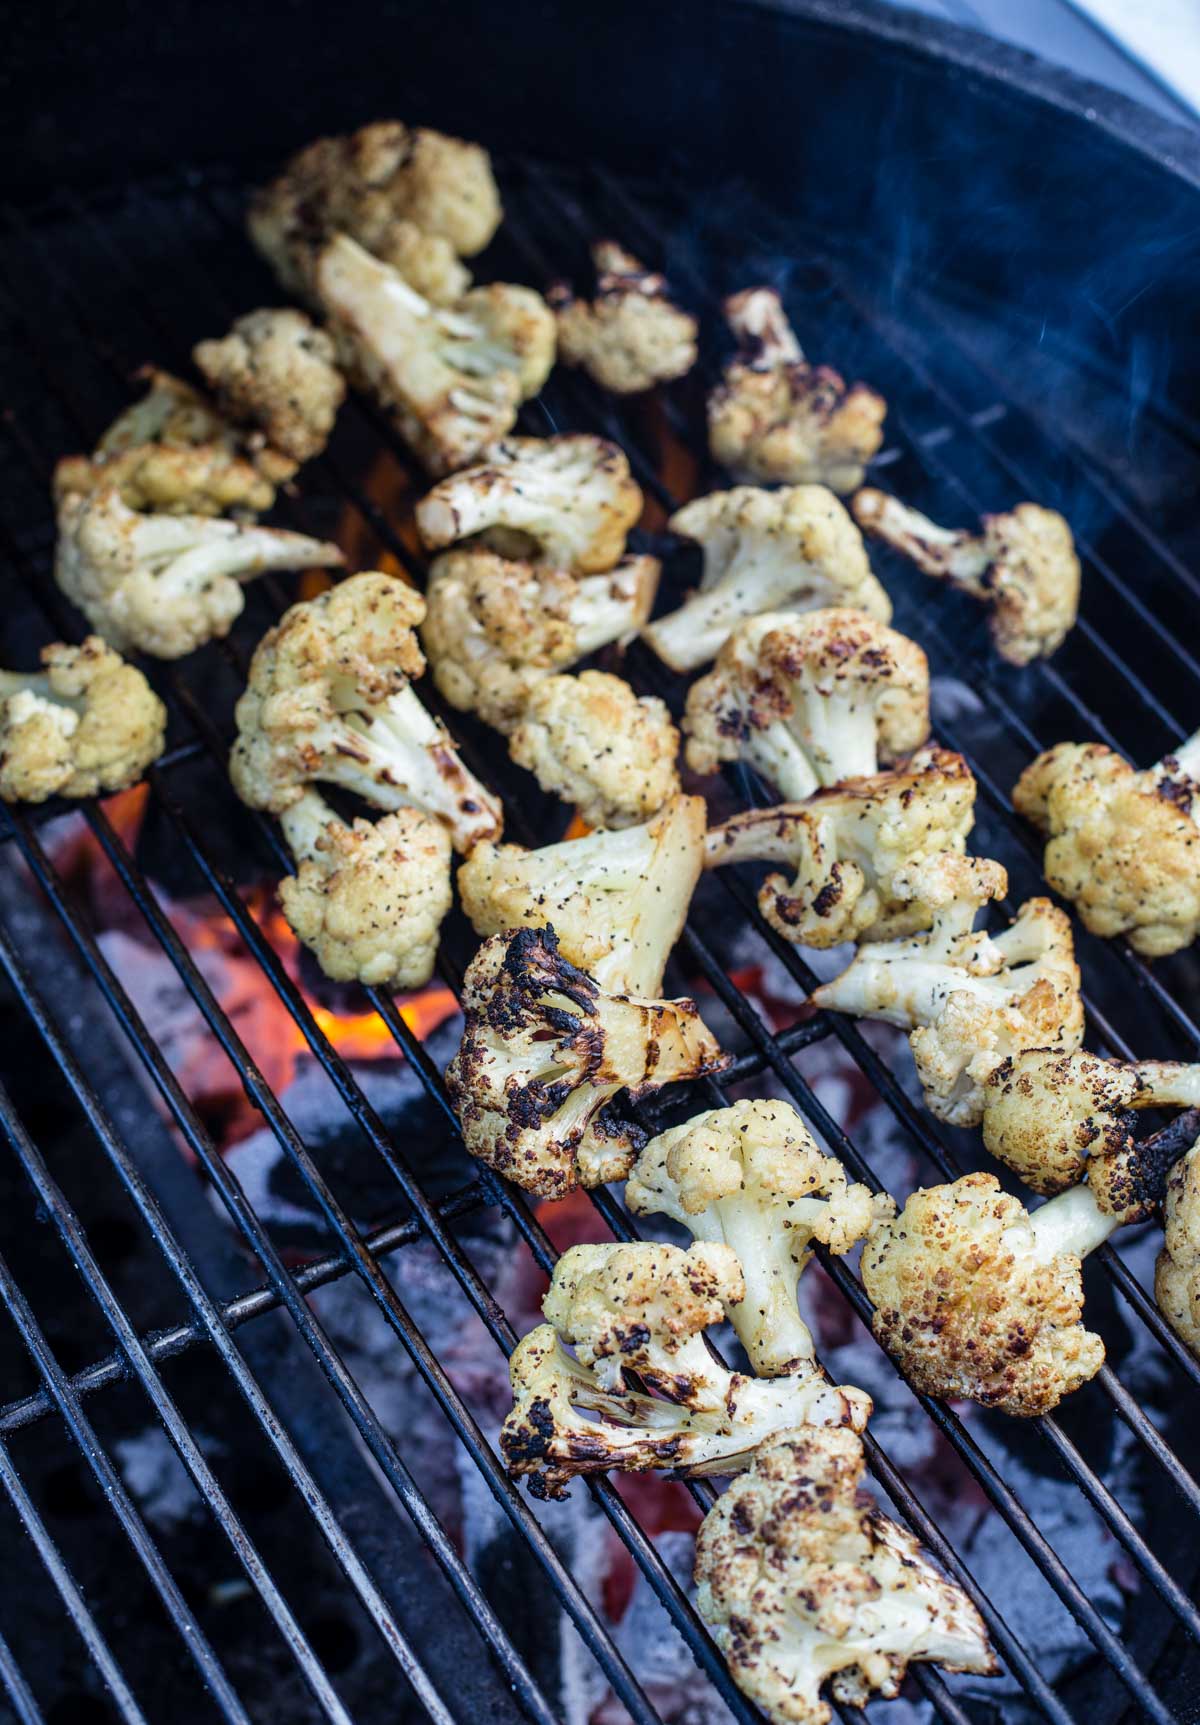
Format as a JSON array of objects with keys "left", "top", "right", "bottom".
[
  {"left": 861, "top": 1169, "right": 1165, "bottom": 1414},
  {"left": 684, "top": 608, "right": 930, "bottom": 801},
  {"left": 981, "top": 1048, "right": 1200, "bottom": 1198},
  {"left": 445, "top": 925, "right": 727, "bottom": 1199},
  {"left": 0, "top": 637, "right": 166, "bottom": 803},
  {"left": 1157, "top": 1141, "right": 1200, "bottom": 1356},
  {"left": 315, "top": 236, "right": 555, "bottom": 476},
  {"left": 708, "top": 289, "right": 886, "bottom": 493},
  {"left": 644, "top": 484, "right": 891, "bottom": 673},
  {"left": 248, "top": 120, "right": 499, "bottom": 300},
  {"left": 420, "top": 548, "right": 659, "bottom": 733},
  {"left": 1013, "top": 735, "right": 1200, "bottom": 958},
  {"left": 229, "top": 571, "right": 501, "bottom": 850},
  {"left": 458, "top": 793, "right": 705, "bottom": 995},
  {"left": 627, "top": 1099, "right": 894, "bottom": 1376},
  {"left": 695, "top": 1426, "right": 996, "bottom": 1725},
  {"left": 500, "top": 1241, "right": 869, "bottom": 1499},
  {"left": 53, "top": 369, "right": 282, "bottom": 515},
  {"left": 415, "top": 434, "right": 643, "bottom": 575},
  {"left": 811, "top": 853, "right": 1084, "bottom": 1126},
  {"left": 276, "top": 788, "right": 452, "bottom": 989},
  {"left": 508, "top": 670, "right": 681, "bottom": 829},
  {"left": 548, "top": 240, "right": 697, "bottom": 394},
  {"left": 55, "top": 486, "right": 342, "bottom": 660},
  {"left": 705, "top": 746, "right": 976, "bottom": 947},
  {"left": 854, "top": 488, "right": 1080, "bottom": 666},
  {"left": 193, "top": 310, "right": 346, "bottom": 467}
]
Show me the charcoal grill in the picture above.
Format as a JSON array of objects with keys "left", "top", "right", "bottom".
[{"left": 2, "top": 2, "right": 1200, "bottom": 1722}]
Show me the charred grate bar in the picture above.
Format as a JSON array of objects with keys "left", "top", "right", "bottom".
[{"left": 0, "top": 151, "right": 1193, "bottom": 1725}]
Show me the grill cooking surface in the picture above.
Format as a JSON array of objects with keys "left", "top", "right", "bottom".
[{"left": 0, "top": 156, "right": 1197, "bottom": 1725}]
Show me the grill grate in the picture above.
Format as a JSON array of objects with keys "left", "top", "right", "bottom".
[{"left": 0, "top": 151, "right": 1195, "bottom": 1725}]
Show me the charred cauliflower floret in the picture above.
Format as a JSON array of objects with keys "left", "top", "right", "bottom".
[
  {"left": 861, "top": 1168, "right": 1165, "bottom": 1414},
  {"left": 420, "top": 548, "right": 659, "bottom": 733},
  {"left": 193, "top": 310, "right": 346, "bottom": 468},
  {"left": 981, "top": 1048, "right": 1200, "bottom": 1198},
  {"left": 811, "top": 853, "right": 1084, "bottom": 1126},
  {"left": 854, "top": 488, "right": 1080, "bottom": 666},
  {"left": 55, "top": 486, "right": 342, "bottom": 660},
  {"left": 415, "top": 434, "right": 643, "bottom": 575},
  {"left": 695, "top": 1426, "right": 996, "bottom": 1725},
  {"left": 248, "top": 120, "right": 500, "bottom": 301},
  {"left": 684, "top": 609, "right": 930, "bottom": 802},
  {"left": 643, "top": 484, "right": 891, "bottom": 673},
  {"left": 53, "top": 369, "right": 282, "bottom": 516},
  {"left": 315, "top": 236, "right": 554, "bottom": 475},
  {"left": 1157, "top": 1142, "right": 1200, "bottom": 1356},
  {"left": 705, "top": 746, "right": 976, "bottom": 948},
  {"left": 276, "top": 788, "right": 452, "bottom": 989},
  {"left": 229, "top": 571, "right": 501, "bottom": 850},
  {"left": 508, "top": 670, "right": 681, "bottom": 829},
  {"left": 548, "top": 240, "right": 697, "bottom": 394},
  {"left": 500, "top": 1241, "right": 869, "bottom": 1499},
  {"left": 458, "top": 793, "right": 704, "bottom": 994},
  {"left": 627, "top": 1100, "right": 893, "bottom": 1377},
  {"left": 1013, "top": 734, "right": 1200, "bottom": 958},
  {"left": 708, "top": 289, "right": 886, "bottom": 493},
  {"left": 445, "top": 926, "right": 727, "bottom": 1199},
  {"left": 0, "top": 637, "right": 166, "bottom": 803}
]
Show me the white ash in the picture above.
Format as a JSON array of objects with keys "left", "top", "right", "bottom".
[{"left": 114, "top": 1425, "right": 224, "bottom": 1530}]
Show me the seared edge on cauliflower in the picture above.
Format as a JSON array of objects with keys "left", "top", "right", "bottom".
[
  {"left": 0, "top": 637, "right": 167, "bottom": 803},
  {"left": 445, "top": 926, "right": 727, "bottom": 1199},
  {"left": 684, "top": 608, "right": 930, "bottom": 801},
  {"left": 277, "top": 787, "right": 452, "bottom": 989},
  {"left": 415, "top": 434, "right": 643, "bottom": 574},
  {"left": 193, "top": 309, "right": 346, "bottom": 467},
  {"left": 420, "top": 548, "right": 659, "bottom": 733},
  {"left": 704, "top": 746, "right": 976, "bottom": 947},
  {"left": 56, "top": 486, "right": 343, "bottom": 660},
  {"left": 695, "top": 1426, "right": 996, "bottom": 1725},
  {"left": 853, "top": 487, "right": 1081, "bottom": 666},
  {"left": 708, "top": 288, "right": 887, "bottom": 494},
  {"left": 500, "top": 1241, "right": 869, "bottom": 1500},
  {"left": 627, "top": 1099, "right": 894, "bottom": 1376},
  {"left": 644, "top": 484, "right": 891, "bottom": 673},
  {"left": 1013, "top": 733, "right": 1200, "bottom": 958},
  {"left": 1157, "top": 1138, "right": 1200, "bottom": 1357},
  {"left": 548, "top": 240, "right": 698, "bottom": 394},
  {"left": 229, "top": 570, "right": 502, "bottom": 850},
  {"left": 458, "top": 793, "right": 705, "bottom": 995},
  {"left": 811, "top": 853, "right": 1084, "bottom": 1126},
  {"left": 508, "top": 669, "right": 681, "bottom": 830}
]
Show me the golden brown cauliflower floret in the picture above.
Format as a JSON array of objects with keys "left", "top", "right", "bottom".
[
  {"left": 684, "top": 608, "right": 930, "bottom": 802},
  {"left": 627, "top": 1099, "right": 893, "bottom": 1377},
  {"left": 1013, "top": 736, "right": 1200, "bottom": 958},
  {"left": 415, "top": 434, "right": 643, "bottom": 575},
  {"left": 193, "top": 310, "right": 346, "bottom": 467},
  {"left": 446, "top": 925, "right": 727, "bottom": 1199},
  {"left": 229, "top": 571, "right": 501, "bottom": 851},
  {"left": 548, "top": 240, "right": 697, "bottom": 394},
  {"left": 705, "top": 746, "right": 976, "bottom": 948},
  {"left": 0, "top": 637, "right": 167, "bottom": 803},
  {"left": 53, "top": 369, "right": 283, "bottom": 516},
  {"left": 507, "top": 669, "right": 681, "bottom": 830},
  {"left": 500, "top": 1240, "right": 869, "bottom": 1499},
  {"left": 458, "top": 793, "right": 705, "bottom": 995},
  {"left": 854, "top": 488, "right": 1080, "bottom": 666},
  {"left": 708, "top": 289, "right": 886, "bottom": 493},
  {"left": 695, "top": 1426, "right": 996, "bottom": 1725},
  {"left": 419, "top": 548, "right": 658, "bottom": 733},
  {"left": 276, "top": 789, "right": 452, "bottom": 990},
  {"left": 1157, "top": 1142, "right": 1200, "bottom": 1356},
  {"left": 247, "top": 120, "right": 500, "bottom": 302}
]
